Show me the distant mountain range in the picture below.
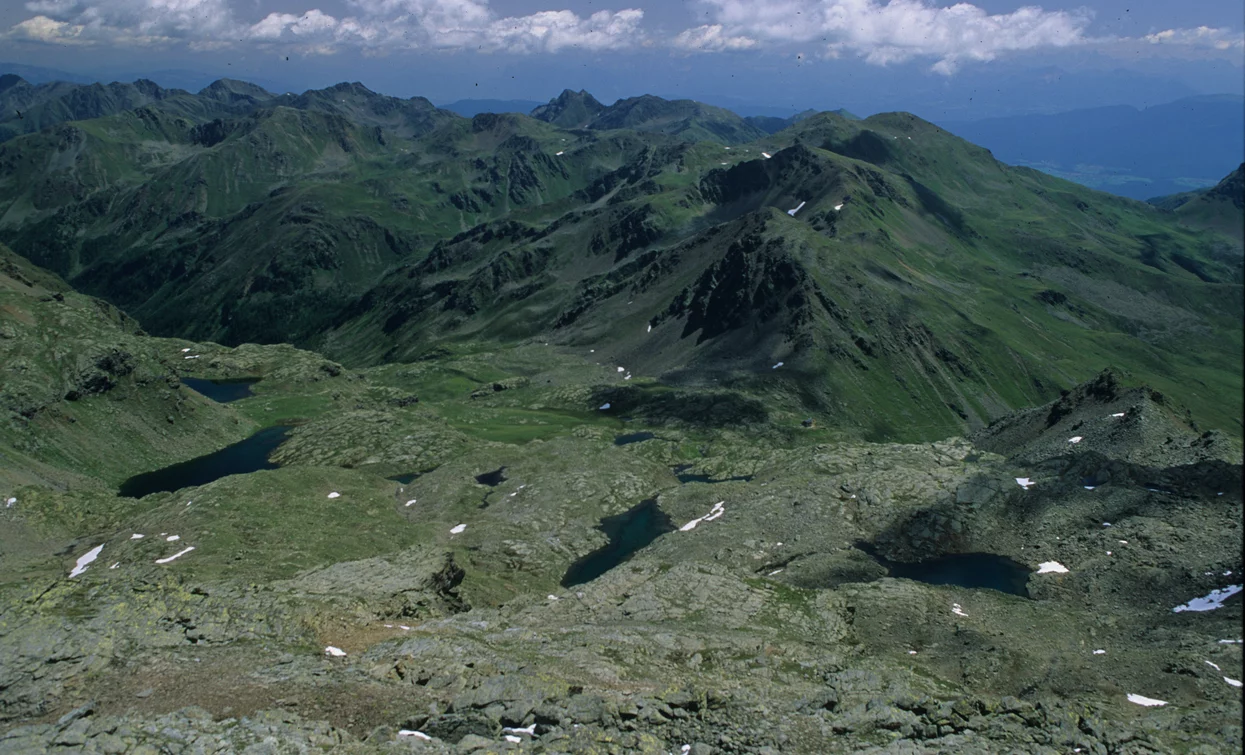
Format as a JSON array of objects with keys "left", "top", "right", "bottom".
[
  {"left": 939, "top": 95, "right": 1245, "bottom": 201},
  {"left": 0, "top": 74, "right": 1239, "bottom": 437}
]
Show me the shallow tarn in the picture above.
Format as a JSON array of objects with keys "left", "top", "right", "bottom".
[
  {"left": 118, "top": 425, "right": 292, "bottom": 498},
  {"left": 856, "top": 543, "right": 1033, "bottom": 597},
  {"left": 562, "top": 498, "right": 676, "bottom": 586},
  {"left": 182, "top": 377, "right": 260, "bottom": 403}
]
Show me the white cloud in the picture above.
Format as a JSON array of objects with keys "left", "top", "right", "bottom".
[
  {"left": 1143, "top": 26, "right": 1244, "bottom": 51},
  {"left": 673, "top": 24, "right": 757, "bottom": 52},
  {"left": 7, "top": 0, "right": 645, "bottom": 54},
  {"left": 682, "top": 0, "right": 1092, "bottom": 73}
]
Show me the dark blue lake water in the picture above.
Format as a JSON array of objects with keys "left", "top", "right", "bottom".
[
  {"left": 614, "top": 432, "right": 655, "bottom": 446},
  {"left": 182, "top": 377, "right": 259, "bottom": 403},
  {"left": 562, "top": 498, "right": 675, "bottom": 587},
  {"left": 857, "top": 544, "right": 1032, "bottom": 597},
  {"left": 672, "top": 464, "right": 753, "bottom": 484},
  {"left": 118, "top": 425, "right": 292, "bottom": 498}
]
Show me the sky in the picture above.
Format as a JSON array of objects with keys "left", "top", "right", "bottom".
[{"left": 2, "top": 0, "right": 1242, "bottom": 118}]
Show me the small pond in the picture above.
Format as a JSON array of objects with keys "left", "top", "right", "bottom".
[
  {"left": 614, "top": 432, "right": 656, "bottom": 446},
  {"left": 561, "top": 498, "right": 675, "bottom": 587},
  {"left": 857, "top": 543, "right": 1032, "bottom": 597},
  {"left": 475, "top": 468, "right": 507, "bottom": 487},
  {"left": 118, "top": 425, "right": 292, "bottom": 498},
  {"left": 182, "top": 377, "right": 260, "bottom": 403},
  {"left": 672, "top": 464, "right": 754, "bottom": 484}
]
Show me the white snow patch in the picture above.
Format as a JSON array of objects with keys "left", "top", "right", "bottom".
[
  {"left": 761, "top": 152, "right": 772, "bottom": 159},
  {"left": 1084, "top": 486, "right": 1096, "bottom": 491},
  {"left": 1226, "top": 677, "right": 1243, "bottom": 688},
  {"left": 1219, "top": 639, "right": 1243, "bottom": 644},
  {"left": 181, "top": 348, "right": 191, "bottom": 352},
  {"left": 1093, "top": 649, "right": 1106, "bottom": 655},
  {"left": 1015, "top": 477, "right": 1035, "bottom": 489},
  {"left": 772, "top": 362, "right": 784, "bottom": 369},
  {"left": 1102, "top": 522, "right": 1111, "bottom": 526},
  {"left": 5, "top": 497, "right": 14, "bottom": 508},
  {"left": 69, "top": 544, "right": 104, "bottom": 578},
  {"left": 555, "top": 151, "right": 564, "bottom": 156},
  {"left": 1036, "top": 561, "right": 1070, "bottom": 574},
  {"left": 405, "top": 499, "right": 417, "bottom": 507},
  {"left": 1205, "top": 660, "right": 1221, "bottom": 670},
  {"left": 617, "top": 366, "right": 625, "bottom": 373},
  {"left": 505, "top": 735, "right": 522, "bottom": 743},
  {"left": 1118, "top": 540, "right": 1128, "bottom": 544},
  {"left": 768, "top": 569, "right": 784, "bottom": 576},
  {"left": 624, "top": 374, "right": 631, "bottom": 380},
  {"left": 130, "top": 533, "right": 144, "bottom": 540},
  {"left": 1126, "top": 693, "right": 1167, "bottom": 707},
  {"left": 951, "top": 603, "right": 968, "bottom": 617},
  {"left": 327, "top": 492, "right": 341, "bottom": 499},
  {"left": 833, "top": 203, "right": 843, "bottom": 211},
  {"left": 325, "top": 646, "right": 347, "bottom": 657},
  {"left": 681, "top": 746, "right": 691, "bottom": 754},
  {"left": 156, "top": 546, "right": 195, "bottom": 564},
  {"left": 547, "top": 594, "right": 559, "bottom": 601},
  {"left": 1069, "top": 436, "right": 1083, "bottom": 443},
  {"left": 399, "top": 625, "right": 411, "bottom": 631},
  {"left": 396, "top": 730, "right": 431, "bottom": 740},
  {"left": 504, "top": 724, "right": 536, "bottom": 735},
  {"left": 166, "top": 535, "right": 180, "bottom": 542},
  {"left": 647, "top": 324, "right": 652, "bottom": 333},
  {"left": 1110, "top": 412, "right": 1125, "bottom": 418},
  {"left": 1172, "top": 585, "right": 1243, "bottom": 613},
  {"left": 184, "top": 355, "right": 200, "bottom": 360},
  {"left": 680, "top": 501, "right": 725, "bottom": 531},
  {"left": 908, "top": 650, "right": 917, "bottom": 655},
  {"left": 450, "top": 524, "right": 466, "bottom": 535},
  {"left": 110, "top": 562, "right": 120, "bottom": 570},
  {"left": 786, "top": 201, "right": 806, "bottom": 217},
  {"left": 599, "top": 403, "right": 611, "bottom": 410}
]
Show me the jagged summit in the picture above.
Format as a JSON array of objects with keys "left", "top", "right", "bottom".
[{"left": 530, "top": 88, "right": 605, "bottom": 128}]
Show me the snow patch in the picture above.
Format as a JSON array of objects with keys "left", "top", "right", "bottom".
[
  {"left": 130, "top": 533, "right": 144, "bottom": 540},
  {"left": 833, "top": 203, "right": 843, "bottom": 211},
  {"left": 184, "top": 355, "right": 200, "bottom": 360},
  {"left": 1126, "top": 694, "right": 1167, "bottom": 707},
  {"left": 680, "top": 501, "right": 725, "bottom": 531},
  {"left": 1015, "top": 477, "right": 1036, "bottom": 489},
  {"left": 1093, "top": 649, "right": 1106, "bottom": 655},
  {"left": 617, "top": 366, "right": 625, "bottom": 373},
  {"left": 951, "top": 603, "right": 968, "bottom": 617},
  {"left": 156, "top": 546, "right": 195, "bottom": 564},
  {"left": 1172, "top": 584, "right": 1243, "bottom": 613},
  {"left": 69, "top": 544, "right": 104, "bottom": 578},
  {"left": 166, "top": 534, "right": 180, "bottom": 542},
  {"left": 768, "top": 569, "right": 783, "bottom": 576},
  {"left": 772, "top": 362, "right": 784, "bottom": 369},
  {"left": 1205, "top": 660, "right": 1221, "bottom": 670},
  {"left": 761, "top": 152, "right": 772, "bottom": 159},
  {"left": 1068, "top": 436, "right": 1083, "bottom": 443},
  {"left": 406, "top": 499, "right": 417, "bottom": 507},
  {"left": 786, "top": 201, "right": 806, "bottom": 217},
  {"left": 180, "top": 348, "right": 191, "bottom": 352},
  {"left": 1110, "top": 412, "right": 1125, "bottom": 418},
  {"left": 5, "top": 497, "right": 14, "bottom": 508},
  {"left": 505, "top": 735, "right": 522, "bottom": 743},
  {"left": 504, "top": 724, "right": 536, "bottom": 735},
  {"left": 327, "top": 492, "right": 341, "bottom": 499},
  {"left": 1036, "top": 561, "right": 1069, "bottom": 574},
  {"left": 450, "top": 524, "right": 466, "bottom": 535},
  {"left": 325, "top": 646, "right": 347, "bottom": 657},
  {"left": 599, "top": 403, "right": 611, "bottom": 410},
  {"left": 555, "top": 151, "right": 564, "bottom": 156},
  {"left": 1226, "top": 677, "right": 1243, "bottom": 688}
]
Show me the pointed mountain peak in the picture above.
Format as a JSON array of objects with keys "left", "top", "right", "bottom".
[
  {"left": 0, "top": 73, "right": 30, "bottom": 93},
  {"left": 530, "top": 89, "right": 605, "bottom": 128},
  {"left": 199, "top": 78, "right": 273, "bottom": 100}
]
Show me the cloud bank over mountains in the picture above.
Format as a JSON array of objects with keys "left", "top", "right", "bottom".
[{"left": 6, "top": 0, "right": 1243, "bottom": 75}]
